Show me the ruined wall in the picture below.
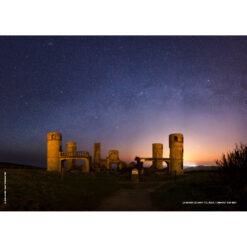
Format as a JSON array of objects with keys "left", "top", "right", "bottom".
[
  {"left": 108, "top": 150, "right": 119, "bottom": 161},
  {"left": 106, "top": 150, "right": 120, "bottom": 169},
  {"left": 169, "top": 133, "right": 184, "bottom": 175},
  {"left": 66, "top": 142, "right": 77, "bottom": 170},
  {"left": 47, "top": 132, "right": 62, "bottom": 172},
  {"left": 152, "top": 143, "right": 163, "bottom": 169}
]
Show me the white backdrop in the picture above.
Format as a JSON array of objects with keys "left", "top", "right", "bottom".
[{"left": 0, "top": 1, "right": 247, "bottom": 246}]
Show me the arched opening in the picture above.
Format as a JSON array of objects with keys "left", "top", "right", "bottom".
[
  {"left": 76, "top": 159, "right": 86, "bottom": 167},
  {"left": 143, "top": 160, "right": 152, "bottom": 168},
  {"left": 62, "top": 160, "right": 67, "bottom": 169},
  {"left": 110, "top": 163, "right": 118, "bottom": 170},
  {"left": 76, "top": 159, "right": 90, "bottom": 172},
  {"left": 174, "top": 136, "right": 178, "bottom": 142},
  {"left": 142, "top": 160, "right": 168, "bottom": 169},
  {"left": 161, "top": 162, "right": 168, "bottom": 169}
]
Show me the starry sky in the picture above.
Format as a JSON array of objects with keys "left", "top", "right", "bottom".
[{"left": 0, "top": 36, "right": 247, "bottom": 167}]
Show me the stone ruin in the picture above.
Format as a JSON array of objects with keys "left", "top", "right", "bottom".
[{"left": 47, "top": 132, "right": 184, "bottom": 176}]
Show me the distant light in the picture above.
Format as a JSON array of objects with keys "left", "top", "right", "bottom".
[{"left": 184, "top": 163, "right": 197, "bottom": 167}]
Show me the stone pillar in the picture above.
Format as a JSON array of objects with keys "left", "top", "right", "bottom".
[
  {"left": 152, "top": 143, "right": 163, "bottom": 169},
  {"left": 47, "top": 132, "right": 62, "bottom": 172},
  {"left": 82, "top": 159, "right": 90, "bottom": 173},
  {"left": 169, "top": 133, "right": 184, "bottom": 175},
  {"left": 94, "top": 143, "right": 101, "bottom": 165},
  {"left": 66, "top": 142, "right": 77, "bottom": 170},
  {"left": 106, "top": 158, "right": 110, "bottom": 170}
]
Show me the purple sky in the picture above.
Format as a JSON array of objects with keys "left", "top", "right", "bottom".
[{"left": 0, "top": 36, "right": 246, "bottom": 167}]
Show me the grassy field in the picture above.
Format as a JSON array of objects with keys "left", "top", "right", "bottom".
[
  {"left": 0, "top": 165, "right": 246, "bottom": 211},
  {"left": 0, "top": 168, "right": 124, "bottom": 211},
  {"left": 150, "top": 171, "right": 247, "bottom": 211}
]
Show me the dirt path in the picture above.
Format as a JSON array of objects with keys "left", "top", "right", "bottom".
[{"left": 98, "top": 182, "right": 163, "bottom": 211}]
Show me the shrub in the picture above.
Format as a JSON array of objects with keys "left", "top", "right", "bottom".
[{"left": 216, "top": 143, "right": 247, "bottom": 173}]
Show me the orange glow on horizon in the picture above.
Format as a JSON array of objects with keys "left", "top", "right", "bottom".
[{"left": 104, "top": 131, "right": 244, "bottom": 165}]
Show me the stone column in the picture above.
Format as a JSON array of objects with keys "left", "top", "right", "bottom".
[
  {"left": 94, "top": 143, "right": 101, "bottom": 165},
  {"left": 47, "top": 132, "right": 62, "bottom": 172},
  {"left": 82, "top": 159, "right": 90, "bottom": 173},
  {"left": 66, "top": 142, "right": 77, "bottom": 170},
  {"left": 152, "top": 143, "right": 163, "bottom": 169},
  {"left": 169, "top": 133, "right": 184, "bottom": 175}
]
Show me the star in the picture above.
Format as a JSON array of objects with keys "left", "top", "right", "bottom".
[{"left": 0, "top": 36, "right": 246, "bottom": 166}]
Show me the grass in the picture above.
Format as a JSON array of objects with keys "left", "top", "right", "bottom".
[
  {"left": 150, "top": 171, "right": 246, "bottom": 211},
  {"left": 0, "top": 168, "right": 122, "bottom": 211},
  {"left": 0, "top": 166, "right": 247, "bottom": 211}
]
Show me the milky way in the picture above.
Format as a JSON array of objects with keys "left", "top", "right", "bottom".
[{"left": 0, "top": 36, "right": 247, "bottom": 166}]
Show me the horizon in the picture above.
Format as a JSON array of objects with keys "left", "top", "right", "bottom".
[
  {"left": 0, "top": 160, "right": 216, "bottom": 169},
  {"left": 0, "top": 36, "right": 246, "bottom": 167}
]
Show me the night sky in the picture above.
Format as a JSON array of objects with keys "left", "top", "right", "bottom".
[{"left": 0, "top": 36, "right": 247, "bottom": 167}]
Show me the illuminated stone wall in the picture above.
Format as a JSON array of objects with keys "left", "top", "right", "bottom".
[
  {"left": 169, "top": 133, "right": 184, "bottom": 175},
  {"left": 106, "top": 150, "right": 122, "bottom": 169},
  {"left": 108, "top": 150, "right": 119, "bottom": 160},
  {"left": 47, "top": 132, "right": 62, "bottom": 172},
  {"left": 66, "top": 142, "right": 77, "bottom": 170},
  {"left": 152, "top": 143, "right": 163, "bottom": 169}
]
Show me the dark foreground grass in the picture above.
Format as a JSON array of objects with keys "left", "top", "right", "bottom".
[
  {"left": 1, "top": 168, "right": 247, "bottom": 211},
  {"left": 0, "top": 169, "right": 122, "bottom": 211},
  {"left": 151, "top": 171, "right": 247, "bottom": 211}
]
